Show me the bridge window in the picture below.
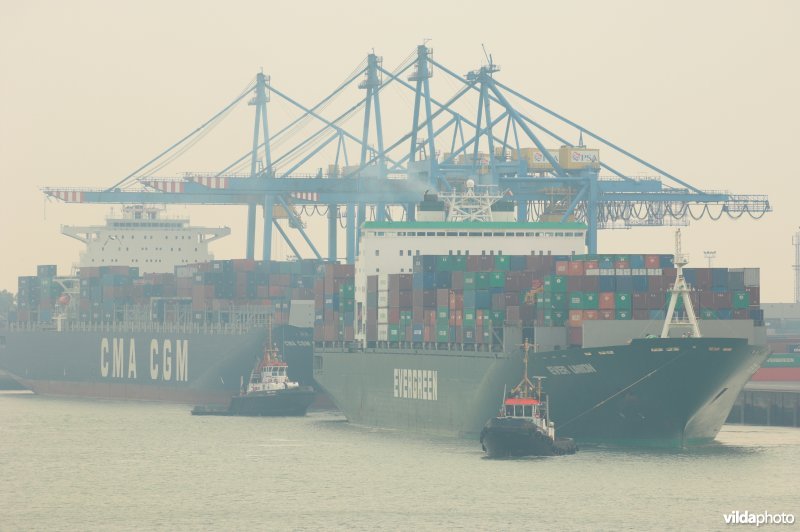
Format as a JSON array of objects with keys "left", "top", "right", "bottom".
[
  {"left": 514, "top": 405, "right": 523, "bottom": 416},
  {"left": 524, "top": 405, "right": 533, "bottom": 417},
  {"left": 505, "top": 405, "right": 513, "bottom": 416}
]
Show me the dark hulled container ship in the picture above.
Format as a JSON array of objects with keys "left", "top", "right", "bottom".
[{"left": 313, "top": 187, "right": 769, "bottom": 446}]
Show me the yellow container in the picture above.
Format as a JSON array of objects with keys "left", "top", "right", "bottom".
[
  {"left": 520, "top": 147, "right": 560, "bottom": 170},
  {"left": 559, "top": 146, "right": 600, "bottom": 170}
]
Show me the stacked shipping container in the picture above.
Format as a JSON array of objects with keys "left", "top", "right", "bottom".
[
  {"left": 356, "top": 253, "right": 762, "bottom": 348},
  {"left": 15, "top": 259, "right": 320, "bottom": 326}
]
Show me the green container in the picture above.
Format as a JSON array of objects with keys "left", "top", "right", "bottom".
[
  {"left": 615, "top": 310, "right": 631, "bottom": 320},
  {"left": 436, "top": 256, "right": 452, "bottom": 271},
  {"left": 463, "top": 309, "right": 476, "bottom": 322},
  {"left": 551, "top": 293, "right": 568, "bottom": 309},
  {"left": 436, "top": 326, "right": 450, "bottom": 341},
  {"left": 582, "top": 292, "right": 599, "bottom": 310},
  {"left": 437, "top": 307, "right": 449, "bottom": 320},
  {"left": 569, "top": 292, "right": 584, "bottom": 309},
  {"left": 544, "top": 275, "right": 567, "bottom": 293},
  {"left": 489, "top": 272, "right": 506, "bottom": 288},
  {"left": 340, "top": 284, "right": 355, "bottom": 299},
  {"left": 664, "top": 293, "right": 684, "bottom": 309},
  {"left": 463, "top": 273, "right": 476, "bottom": 288},
  {"left": 452, "top": 256, "right": 467, "bottom": 271},
  {"left": 475, "top": 272, "right": 491, "bottom": 289},
  {"left": 732, "top": 291, "right": 750, "bottom": 309},
  {"left": 494, "top": 255, "right": 510, "bottom": 271},
  {"left": 615, "top": 292, "right": 631, "bottom": 309},
  {"left": 342, "top": 299, "right": 355, "bottom": 312},
  {"left": 489, "top": 309, "right": 505, "bottom": 322},
  {"left": 389, "top": 325, "right": 401, "bottom": 341},
  {"left": 700, "top": 308, "right": 718, "bottom": 320}
]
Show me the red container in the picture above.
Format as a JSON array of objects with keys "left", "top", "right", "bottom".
[
  {"left": 583, "top": 310, "right": 599, "bottom": 320},
  {"left": 569, "top": 310, "right": 584, "bottom": 324},
  {"left": 713, "top": 292, "right": 732, "bottom": 309},
  {"left": 699, "top": 292, "right": 715, "bottom": 308},
  {"left": 584, "top": 260, "right": 599, "bottom": 271},
  {"left": 599, "top": 309, "right": 615, "bottom": 320},
  {"left": 580, "top": 276, "right": 599, "bottom": 292},
  {"left": 555, "top": 261, "right": 569, "bottom": 275},
  {"left": 599, "top": 292, "right": 616, "bottom": 310},
  {"left": 567, "top": 261, "right": 585, "bottom": 276},
  {"left": 645, "top": 255, "right": 660, "bottom": 268},
  {"left": 746, "top": 286, "right": 760, "bottom": 306},
  {"left": 648, "top": 276, "right": 664, "bottom": 292},
  {"left": 633, "top": 293, "right": 649, "bottom": 310},
  {"left": 566, "top": 277, "right": 582, "bottom": 292},
  {"left": 614, "top": 260, "right": 630, "bottom": 269}
]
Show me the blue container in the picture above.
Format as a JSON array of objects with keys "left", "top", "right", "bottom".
[
  {"left": 599, "top": 276, "right": 616, "bottom": 292},
  {"left": 510, "top": 256, "right": 527, "bottom": 271},
  {"left": 475, "top": 290, "right": 491, "bottom": 309},
  {"left": 412, "top": 325, "right": 424, "bottom": 342},
  {"left": 717, "top": 309, "right": 733, "bottom": 320},
  {"left": 616, "top": 276, "right": 634, "bottom": 292},
  {"left": 422, "top": 272, "right": 436, "bottom": 289},
  {"left": 599, "top": 257, "right": 615, "bottom": 269},
  {"left": 684, "top": 269, "right": 696, "bottom": 286},
  {"left": 659, "top": 255, "right": 675, "bottom": 268},
  {"left": 633, "top": 276, "right": 648, "bottom": 293},
  {"left": 630, "top": 255, "right": 646, "bottom": 269},
  {"left": 728, "top": 271, "right": 745, "bottom": 291},
  {"left": 435, "top": 271, "right": 452, "bottom": 288},
  {"left": 711, "top": 268, "right": 728, "bottom": 287},
  {"left": 463, "top": 290, "right": 476, "bottom": 308}
]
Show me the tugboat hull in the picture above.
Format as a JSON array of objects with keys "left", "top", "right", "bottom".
[
  {"left": 228, "top": 386, "right": 317, "bottom": 416},
  {"left": 480, "top": 417, "right": 577, "bottom": 457}
]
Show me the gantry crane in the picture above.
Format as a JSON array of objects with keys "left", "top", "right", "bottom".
[{"left": 44, "top": 45, "right": 770, "bottom": 263}]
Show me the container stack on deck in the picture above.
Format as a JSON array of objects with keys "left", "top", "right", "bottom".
[
  {"left": 313, "top": 263, "right": 355, "bottom": 342},
  {"left": 14, "top": 260, "right": 319, "bottom": 325},
  {"left": 16, "top": 254, "right": 763, "bottom": 342},
  {"left": 355, "top": 253, "right": 762, "bottom": 347},
  {"left": 16, "top": 265, "right": 61, "bottom": 323}
]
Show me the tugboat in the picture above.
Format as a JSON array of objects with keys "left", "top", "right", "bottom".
[
  {"left": 192, "top": 321, "right": 316, "bottom": 417},
  {"left": 480, "top": 340, "right": 577, "bottom": 457}
]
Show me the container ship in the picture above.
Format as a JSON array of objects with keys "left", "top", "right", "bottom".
[
  {"left": 727, "top": 303, "right": 800, "bottom": 426},
  {"left": 312, "top": 184, "right": 770, "bottom": 446},
  {"left": 0, "top": 206, "right": 318, "bottom": 404}
]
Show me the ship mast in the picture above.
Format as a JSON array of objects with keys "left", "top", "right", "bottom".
[
  {"left": 661, "top": 229, "right": 701, "bottom": 338},
  {"left": 511, "top": 339, "right": 541, "bottom": 399},
  {"left": 441, "top": 179, "right": 508, "bottom": 222}
]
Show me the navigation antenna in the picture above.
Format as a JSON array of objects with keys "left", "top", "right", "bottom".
[{"left": 661, "top": 229, "right": 701, "bottom": 338}]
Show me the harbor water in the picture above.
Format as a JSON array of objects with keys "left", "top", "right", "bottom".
[{"left": 1, "top": 391, "right": 797, "bottom": 531}]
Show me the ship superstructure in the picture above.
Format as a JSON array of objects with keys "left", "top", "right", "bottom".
[
  {"left": 61, "top": 205, "right": 230, "bottom": 273},
  {"left": 355, "top": 182, "right": 586, "bottom": 342}
]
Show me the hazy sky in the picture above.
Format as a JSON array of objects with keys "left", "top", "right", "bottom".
[{"left": 1, "top": 1, "right": 798, "bottom": 302}]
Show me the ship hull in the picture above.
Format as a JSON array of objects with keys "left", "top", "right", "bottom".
[
  {"left": 480, "top": 417, "right": 575, "bottom": 457},
  {"left": 314, "top": 335, "right": 769, "bottom": 446},
  {"left": 0, "top": 327, "right": 269, "bottom": 404}
]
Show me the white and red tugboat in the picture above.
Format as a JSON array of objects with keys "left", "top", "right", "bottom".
[
  {"left": 192, "top": 322, "right": 315, "bottom": 417},
  {"left": 480, "top": 340, "right": 577, "bottom": 457}
]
